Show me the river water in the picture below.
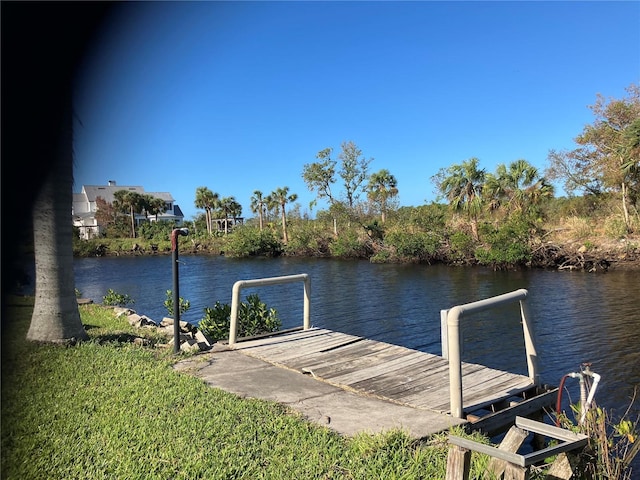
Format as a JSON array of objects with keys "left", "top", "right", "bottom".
[{"left": 74, "top": 254, "right": 640, "bottom": 426}]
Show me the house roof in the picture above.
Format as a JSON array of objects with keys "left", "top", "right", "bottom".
[
  {"left": 80, "top": 185, "right": 174, "bottom": 204},
  {"left": 81, "top": 185, "right": 144, "bottom": 203},
  {"left": 147, "top": 192, "right": 175, "bottom": 202}
]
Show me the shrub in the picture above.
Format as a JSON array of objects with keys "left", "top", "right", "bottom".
[
  {"left": 238, "top": 294, "right": 281, "bottom": 337},
  {"left": 363, "top": 221, "right": 385, "bottom": 242},
  {"left": 384, "top": 230, "right": 440, "bottom": 260},
  {"left": 447, "top": 230, "right": 475, "bottom": 263},
  {"left": 395, "top": 204, "right": 448, "bottom": 230},
  {"left": 102, "top": 289, "right": 134, "bottom": 307},
  {"left": 223, "top": 226, "right": 282, "bottom": 257},
  {"left": 605, "top": 217, "right": 629, "bottom": 239},
  {"left": 73, "top": 238, "right": 108, "bottom": 257},
  {"left": 285, "top": 223, "right": 331, "bottom": 256},
  {"left": 198, "top": 301, "right": 231, "bottom": 340},
  {"left": 369, "top": 248, "right": 392, "bottom": 263},
  {"left": 198, "top": 294, "right": 281, "bottom": 341},
  {"left": 163, "top": 289, "right": 191, "bottom": 317},
  {"left": 137, "top": 221, "right": 174, "bottom": 241},
  {"left": 329, "top": 229, "right": 371, "bottom": 258},
  {"left": 475, "top": 217, "right": 532, "bottom": 268}
]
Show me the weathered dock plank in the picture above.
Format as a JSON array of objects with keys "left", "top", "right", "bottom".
[
  {"left": 233, "top": 327, "right": 539, "bottom": 419},
  {"left": 238, "top": 328, "right": 359, "bottom": 359},
  {"left": 286, "top": 341, "right": 395, "bottom": 374}
]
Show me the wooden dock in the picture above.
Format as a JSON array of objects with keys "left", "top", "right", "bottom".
[{"left": 231, "top": 326, "right": 558, "bottom": 435}]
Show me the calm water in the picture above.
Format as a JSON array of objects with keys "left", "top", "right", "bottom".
[{"left": 74, "top": 254, "right": 640, "bottom": 422}]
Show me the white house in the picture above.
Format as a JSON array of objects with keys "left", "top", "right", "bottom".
[{"left": 73, "top": 181, "right": 184, "bottom": 239}]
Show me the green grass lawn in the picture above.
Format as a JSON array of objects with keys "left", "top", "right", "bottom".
[{"left": 1, "top": 297, "right": 494, "bottom": 479}]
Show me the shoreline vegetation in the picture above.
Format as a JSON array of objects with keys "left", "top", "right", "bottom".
[{"left": 72, "top": 217, "right": 640, "bottom": 273}]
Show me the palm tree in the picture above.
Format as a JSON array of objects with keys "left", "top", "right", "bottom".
[
  {"left": 145, "top": 195, "right": 167, "bottom": 221},
  {"left": 271, "top": 187, "right": 298, "bottom": 244},
  {"left": 250, "top": 190, "right": 266, "bottom": 231},
  {"left": 485, "top": 159, "right": 553, "bottom": 215},
  {"left": 15, "top": 2, "right": 111, "bottom": 344},
  {"left": 434, "top": 157, "right": 485, "bottom": 241},
  {"left": 219, "top": 196, "right": 241, "bottom": 234},
  {"left": 263, "top": 194, "right": 279, "bottom": 226},
  {"left": 194, "top": 186, "right": 219, "bottom": 235},
  {"left": 27, "top": 100, "right": 88, "bottom": 343},
  {"left": 367, "top": 169, "right": 398, "bottom": 223},
  {"left": 113, "top": 190, "right": 145, "bottom": 238},
  {"left": 228, "top": 198, "right": 242, "bottom": 229}
]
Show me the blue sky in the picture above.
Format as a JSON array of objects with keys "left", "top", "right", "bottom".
[{"left": 73, "top": 1, "right": 640, "bottom": 221}]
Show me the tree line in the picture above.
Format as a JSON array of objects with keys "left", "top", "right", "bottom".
[
  {"left": 87, "top": 83, "right": 639, "bottom": 268},
  {"left": 189, "top": 140, "right": 399, "bottom": 243},
  {"left": 95, "top": 190, "right": 169, "bottom": 238}
]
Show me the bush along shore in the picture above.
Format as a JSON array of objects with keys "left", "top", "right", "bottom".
[{"left": 73, "top": 221, "right": 640, "bottom": 273}]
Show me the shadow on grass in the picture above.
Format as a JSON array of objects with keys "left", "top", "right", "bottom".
[
  {"left": 86, "top": 329, "right": 169, "bottom": 348},
  {"left": 92, "top": 332, "right": 146, "bottom": 344}
]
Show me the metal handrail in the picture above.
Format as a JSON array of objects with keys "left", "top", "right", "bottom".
[
  {"left": 443, "top": 288, "right": 539, "bottom": 419},
  {"left": 228, "top": 273, "right": 311, "bottom": 347}
]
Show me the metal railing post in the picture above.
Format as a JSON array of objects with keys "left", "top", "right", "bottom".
[
  {"left": 447, "top": 306, "right": 464, "bottom": 418},
  {"left": 303, "top": 275, "right": 311, "bottom": 330},
  {"left": 229, "top": 281, "right": 242, "bottom": 347},
  {"left": 228, "top": 273, "right": 311, "bottom": 347},
  {"left": 446, "top": 289, "right": 535, "bottom": 419},
  {"left": 171, "top": 228, "right": 189, "bottom": 355},
  {"left": 519, "top": 299, "right": 539, "bottom": 384}
]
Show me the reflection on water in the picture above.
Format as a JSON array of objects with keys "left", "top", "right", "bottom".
[{"left": 74, "top": 255, "right": 640, "bottom": 422}]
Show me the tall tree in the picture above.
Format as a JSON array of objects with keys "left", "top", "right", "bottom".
[
  {"left": 27, "top": 101, "right": 89, "bottom": 343},
  {"left": 271, "top": 187, "right": 298, "bottom": 244},
  {"left": 95, "top": 196, "right": 116, "bottom": 230},
  {"left": 4, "top": 3, "right": 114, "bottom": 342},
  {"left": 194, "top": 186, "right": 219, "bottom": 235},
  {"left": 219, "top": 196, "right": 242, "bottom": 234},
  {"left": 367, "top": 169, "right": 398, "bottom": 223},
  {"left": 484, "top": 159, "right": 554, "bottom": 215},
  {"left": 144, "top": 195, "right": 167, "bottom": 221},
  {"left": 113, "top": 190, "right": 145, "bottom": 238},
  {"left": 302, "top": 148, "right": 337, "bottom": 206},
  {"left": 338, "top": 141, "right": 372, "bottom": 209},
  {"left": 432, "top": 157, "right": 485, "bottom": 241},
  {"left": 250, "top": 190, "right": 266, "bottom": 231},
  {"left": 546, "top": 83, "right": 640, "bottom": 231},
  {"left": 303, "top": 142, "right": 372, "bottom": 234},
  {"left": 264, "top": 194, "right": 279, "bottom": 224},
  {"left": 303, "top": 148, "right": 338, "bottom": 235},
  {"left": 228, "top": 198, "right": 242, "bottom": 225}
]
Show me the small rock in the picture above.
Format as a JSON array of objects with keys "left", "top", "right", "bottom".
[
  {"left": 114, "top": 307, "right": 136, "bottom": 317},
  {"left": 127, "top": 313, "right": 143, "bottom": 327}
]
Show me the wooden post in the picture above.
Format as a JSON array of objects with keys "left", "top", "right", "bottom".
[
  {"left": 504, "top": 463, "right": 529, "bottom": 480},
  {"left": 446, "top": 445, "right": 471, "bottom": 480},
  {"left": 545, "top": 452, "right": 580, "bottom": 480},
  {"left": 485, "top": 426, "right": 529, "bottom": 479}
]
